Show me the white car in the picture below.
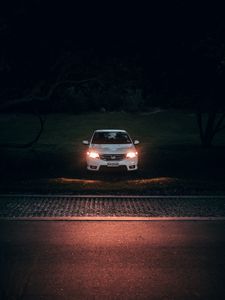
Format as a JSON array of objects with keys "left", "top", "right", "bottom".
[{"left": 83, "top": 129, "right": 139, "bottom": 171}]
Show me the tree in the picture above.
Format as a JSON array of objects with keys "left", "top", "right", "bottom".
[{"left": 191, "top": 32, "right": 225, "bottom": 147}]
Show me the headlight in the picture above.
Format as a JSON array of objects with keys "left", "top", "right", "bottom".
[
  {"left": 87, "top": 151, "right": 99, "bottom": 159},
  {"left": 126, "top": 151, "right": 137, "bottom": 158}
]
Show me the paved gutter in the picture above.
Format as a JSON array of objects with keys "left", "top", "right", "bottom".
[
  {"left": 0, "top": 194, "right": 225, "bottom": 219},
  {"left": 1, "top": 217, "right": 225, "bottom": 221}
]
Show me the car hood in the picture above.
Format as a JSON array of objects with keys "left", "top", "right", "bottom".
[{"left": 90, "top": 143, "right": 135, "bottom": 154}]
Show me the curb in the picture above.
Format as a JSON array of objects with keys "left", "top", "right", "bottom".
[{"left": 1, "top": 217, "right": 225, "bottom": 221}]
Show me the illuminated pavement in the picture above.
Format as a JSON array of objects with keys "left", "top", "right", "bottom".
[{"left": 1, "top": 220, "right": 225, "bottom": 299}]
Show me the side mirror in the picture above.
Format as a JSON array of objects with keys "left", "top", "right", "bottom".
[
  {"left": 134, "top": 140, "right": 140, "bottom": 145},
  {"left": 82, "top": 140, "right": 89, "bottom": 145}
]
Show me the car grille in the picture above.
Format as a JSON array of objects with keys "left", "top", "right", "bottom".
[{"left": 99, "top": 154, "right": 126, "bottom": 161}]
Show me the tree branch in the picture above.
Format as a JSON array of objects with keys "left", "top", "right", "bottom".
[
  {"left": 0, "top": 78, "right": 98, "bottom": 111},
  {"left": 0, "top": 112, "right": 45, "bottom": 148},
  {"left": 45, "top": 77, "right": 97, "bottom": 99},
  {"left": 0, "top": 95, "right": 47, "bottom": 111}
]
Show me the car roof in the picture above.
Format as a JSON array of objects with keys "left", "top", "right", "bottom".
[{"left": 94, "top": 129, "right": 127, "bottom": 133}]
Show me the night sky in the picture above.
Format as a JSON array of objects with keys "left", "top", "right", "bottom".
[
  {"left": 1, "top": 1, "right": 225, "bottom": 109},
  {"left": 1, "top": 2, "right": 223, "bottom": 59}
]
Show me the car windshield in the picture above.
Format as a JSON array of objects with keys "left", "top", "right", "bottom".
[{"left": 92, "top": 132, "right": 132, "bottom": 144}]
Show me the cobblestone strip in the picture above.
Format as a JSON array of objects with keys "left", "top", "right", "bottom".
[{"left": 0, "top": 195, "right": 225, "bottom": 218}]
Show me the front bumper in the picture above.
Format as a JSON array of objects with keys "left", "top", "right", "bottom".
[{"left": 86, "top": 157, "right": 138, "bottom": 171}]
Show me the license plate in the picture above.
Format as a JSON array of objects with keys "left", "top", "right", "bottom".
[{"left": 107, "top": 163, "right": 119, "bottom": 167}]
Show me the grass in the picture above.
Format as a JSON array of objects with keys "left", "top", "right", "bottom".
[{"left": 0, "top": 111, "right": 225, "bottom": 194}]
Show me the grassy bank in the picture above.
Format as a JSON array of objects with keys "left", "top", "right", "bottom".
[{"left": 0, "top": 111, "right": 225, "bottom": 194}]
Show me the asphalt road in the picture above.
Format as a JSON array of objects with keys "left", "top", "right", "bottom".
[{"left": 1, "top": 221, "right": 225, "bottom": 299}]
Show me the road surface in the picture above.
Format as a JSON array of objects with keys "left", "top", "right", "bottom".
[{"left": 1, "top": 220, "right": 225, "bottom": 299}]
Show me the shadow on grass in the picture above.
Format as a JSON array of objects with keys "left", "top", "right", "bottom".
[{"left": 0, "top": 144, "right": 225, "bottom": 193}]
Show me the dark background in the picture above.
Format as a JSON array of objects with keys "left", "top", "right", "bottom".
[
  {"left": 0, "top": 1, "right": 225, "bottom": 149},
  {"left": 1, "top": 1, "right": 225, "bottom": 109}
]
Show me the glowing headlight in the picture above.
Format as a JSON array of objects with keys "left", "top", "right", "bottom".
[
  {"left": 126, "top": 151, "right": 137, "bottom": 158},
  {"left": 87, "top": 151, "right": 99, "bottom": 159}
]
